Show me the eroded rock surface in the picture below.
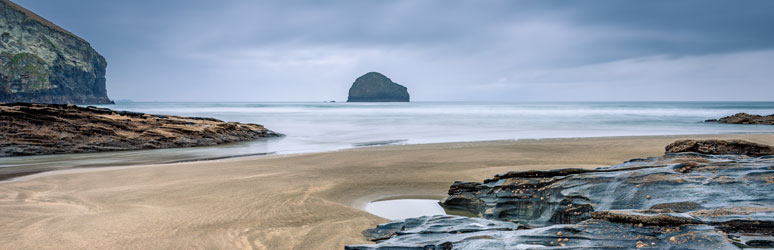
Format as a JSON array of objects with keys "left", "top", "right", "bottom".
[
  {"left": 347, "top": 215, "right": 737, "bottom": 250},
  {"left": 706, "top": 113, "right": 774, "bottom": 125},
  {"left": 666, "top": 139, "right": 774, "bottom": 157},
  {"left": 0, "top": 103, "right": 281, "bottom": 156},
  {"left": 348, "top": 140, "right": 774, "bottom": 249}
]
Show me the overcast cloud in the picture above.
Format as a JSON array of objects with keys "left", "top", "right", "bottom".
[{"left": 13, "top": 0, "right": 774, "bottom": 101}]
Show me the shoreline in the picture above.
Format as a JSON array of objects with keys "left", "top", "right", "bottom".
[
  {"left": 0, "top": 151, "right": 277, "bottom": 182},
  {"left": 1, "top": 133, "right": 774, "bottom": 249},
  {"left": 3, "top": 132, "right": 774, "bottom": 183}
]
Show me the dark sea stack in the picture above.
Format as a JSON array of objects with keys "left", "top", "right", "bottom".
[
  {"left": 706, "top": 113, "right": 774, "bottom": 125},
  {"left": 348, "top": 140, "right": 774, "bottom": 249},
  {"left": 666, "top": 139, "right": 774, "bottom": 157},
  {"left": 347, "top": 72, "right": 409, "bottom": 102},
  {"left": 0, "top": 103, "right": 281, "bottom": 157},
  {"left": 0, "top": 0, "right": 112, "bottom": 104}
]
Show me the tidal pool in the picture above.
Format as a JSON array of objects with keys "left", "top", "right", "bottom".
[{"left": 364, "top": 199, "right": 447, "bottom": 220}]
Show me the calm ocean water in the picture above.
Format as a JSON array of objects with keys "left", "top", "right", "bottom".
[{"left": 3, "top": 102, "right": 774, "bottom": 171}]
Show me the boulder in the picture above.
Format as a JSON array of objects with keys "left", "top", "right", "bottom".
[{"left": 347, "top": 72, "right": 409, "bottom": 102}]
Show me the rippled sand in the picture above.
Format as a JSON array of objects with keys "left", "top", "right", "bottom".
[{"left": 1, "top": 134, "right": 773, "bottom": 249}]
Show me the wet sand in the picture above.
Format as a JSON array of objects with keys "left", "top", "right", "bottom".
[{"left": 1, "top": 134, "right": 773, "bottom": 249}]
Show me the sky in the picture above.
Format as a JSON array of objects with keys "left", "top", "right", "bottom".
[{"left": 13, "top": 0, "right": 774, "bottom": 101}]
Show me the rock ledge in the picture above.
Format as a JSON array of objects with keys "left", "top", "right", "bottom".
[
  {"left": 706, "top": 113, "right": 774, "bottom": 125},
  {"left": 0, "top": 103, "right": 281, "bottom": 156},
  {"left": 666, "top": 139, "right": 774, "bottom": 157}
]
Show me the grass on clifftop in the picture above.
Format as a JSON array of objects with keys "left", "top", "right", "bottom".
[{"left": 2, "top": 0, "right": 87, "bottom": 43}]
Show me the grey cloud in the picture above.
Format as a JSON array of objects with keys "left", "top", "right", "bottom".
[{"left": 11, "top": 0, "right": 774, "bottom": 101}]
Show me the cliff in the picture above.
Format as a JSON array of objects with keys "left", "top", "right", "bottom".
[
  {"left": 0, "top": 103, "right": 281, "bottom": 157},
  {"left": 0, "top": 0, "right": 111, "bottom": 104},
  {"left": 347, "top": 72, "right": 409, "bottom": 102}
]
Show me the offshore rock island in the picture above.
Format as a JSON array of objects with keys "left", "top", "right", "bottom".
[
  {"left": 347, "top": 72, "right": 410, "bottom": 102},
  {"left": 0, "top": 103, "right": 281, "bottom": 157},
  {"left": 0, "top": 0, "right": 111, "bottom": 104}
]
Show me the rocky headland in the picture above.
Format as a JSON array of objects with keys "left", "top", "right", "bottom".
[
  {"left": 706, "top": 113, "right": 774, "bottom": 125},
  {"left": 348, "top": 139, "right": 774, "bottom": 249},
  {"left": 0, "top": 103, "right": 281, "bottom": 157},
  {"left": 347, "top": 72, "right": 410, "bottom": 102},
  {"left": 0, "top": 0, "right": 112, "bottom": 104}
]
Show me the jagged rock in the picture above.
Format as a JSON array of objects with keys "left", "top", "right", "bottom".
[
  {"left": 347, "top": 215, "right": 737, "bottom": 250},
  {"left": 706, "top": 113, "right": 774, "bottom": 125},
  {"left": 359, "top": 215, "right": 521, "bottom": 242},
  {"left": 349, "top": 140, "right": 774, "bottom": 249},
  {"left": 0, "top": 0, "right": 111, "bottom": 104},
  {"left": 347, "top": 72, "right": 409, "bottom": 102},
  {"left": 665, "top": 139, "right": 774, "bottom": 157},
  {"left": 440, "top": 152, "right": 774, "bottom": 227},
  {"left": 0, "top": 103, "right": 282, "bottom": 157}
]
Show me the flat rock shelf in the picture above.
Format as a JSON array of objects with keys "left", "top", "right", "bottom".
[
  {"left": 347, "top": 140, "right": 774, "bottom": 249},
  {"left": 0, "top": 103, "right": 282, "bottom": 157}
]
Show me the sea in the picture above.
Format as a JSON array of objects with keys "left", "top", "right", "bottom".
[{"left": 2, "top": 102, "right": 774, "bottom": 171}]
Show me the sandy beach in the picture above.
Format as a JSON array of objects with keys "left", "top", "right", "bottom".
[{"left": 1, "top": 133, "right": 773, "bottom": 250}]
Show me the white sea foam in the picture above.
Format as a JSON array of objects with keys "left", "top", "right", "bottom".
[{"left": 2, "top": 102, "right": 773, "bottom": 170}]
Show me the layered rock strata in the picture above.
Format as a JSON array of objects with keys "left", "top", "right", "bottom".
[
  {"left": 666, "top": 139, "right": 774, "bottom": 157},
  {"left": 348, "top": 140, "right": 774, "bottom": 249},
  {"left": 0, "top": 103, "right": 281, "bottom": 156},
  {"left": 0, "top": 0, "right": 112, "bottom": 104}
]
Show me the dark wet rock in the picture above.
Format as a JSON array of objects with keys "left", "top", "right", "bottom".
[
  {"left": 349, "top": 140, "right": 774, "bottom": 249},
  {"left": 347, "top": 72, "right": 409, "bottom": 102},
  {"left": 347, "top": 215, "right": 737, "bottom": 249},
  {"left": 0, "top": 103, "right": 282, "bottom": 157},
  {"left": 666, "top": 139, "right": 774, "bottom": 157},
  {"left": 0, "top": 0, "right": 112, "bottom": 104},
  {"left": 359, "top": 215, "right": 521, "bottom": 243},
  {"left": 438, "top": 153, "right": 771, "bottom": 228},
  {"left": 706, "top": 113, "right": 774, "bottom": 125}
]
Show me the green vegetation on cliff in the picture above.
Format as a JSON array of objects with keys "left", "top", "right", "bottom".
[{"left": 0, "top": 0, "right": 111, "bottom": 104}]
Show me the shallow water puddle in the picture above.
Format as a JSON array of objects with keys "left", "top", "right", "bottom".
[{"left": 364, "top": 199, "right": 447, "bottom": 220}]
